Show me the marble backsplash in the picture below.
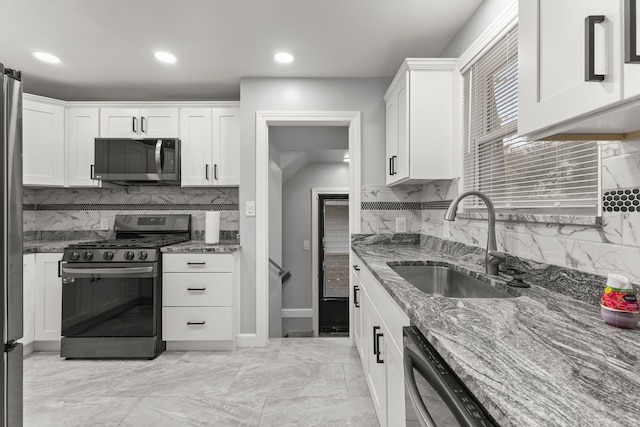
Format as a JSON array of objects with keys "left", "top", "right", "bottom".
[{"left": 24, "top": 186, "right": 239, "bottom": 241}]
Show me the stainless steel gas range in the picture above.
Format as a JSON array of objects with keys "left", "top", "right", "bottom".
[{"left": 60, "top": 214, "right": 191, "bottom": 359}]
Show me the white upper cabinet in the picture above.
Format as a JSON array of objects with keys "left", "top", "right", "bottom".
[
  {"left": 519, "top": 0, "right": 640, "bottom": 140},
  {"left": 23, "top": 98, "right": 65, "bottom": 186},
  {"left": 99, "top": 107, "right": 179, "bottom": 138},
  {"left": 180, "top": 106, "right": 240, "bottom": 187},
  {"left": 384, "top": 59, "right": 457, "bottom": 186},
  {"left": 66, "top": 108, "right": 100, "bottom": 187}
]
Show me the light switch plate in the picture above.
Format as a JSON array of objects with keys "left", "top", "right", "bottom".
[
  {"left": 246, "top": 201, "right": 256, "bottom": 217},
  {"left": 303, "top": 240, "right": 310, "bottom": 250},
  {"left": 396, "top": 217, "right": 407, "bottom": 233},
  {"left": 100, "top": 218, "right": 109, "bottom": 230}
]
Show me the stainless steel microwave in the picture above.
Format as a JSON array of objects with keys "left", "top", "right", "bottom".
[{"left": 93, "top": 138, "right": 180, "bottom": 185}]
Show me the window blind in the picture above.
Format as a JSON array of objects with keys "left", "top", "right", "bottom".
[{"left": 462, "top": 26, "right": 600, "bottom": 213}]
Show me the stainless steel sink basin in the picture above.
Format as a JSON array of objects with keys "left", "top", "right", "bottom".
[{"left": 389, "top": 264, "right": 516, "bottom": 298}]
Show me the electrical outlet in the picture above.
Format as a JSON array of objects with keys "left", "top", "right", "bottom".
[
  {"left": 303, "top": 240, "right": 310, "bottom": 250},
  {"left": 396, "top": 217, "right": 407, "bottom": 233},
  {"left": 100, "top": 218, "right": 109, "bottom": 230}
]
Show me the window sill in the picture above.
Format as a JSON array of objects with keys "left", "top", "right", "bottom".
[{"left": 455, "top": 212, "right": 602, "bottom": 226}]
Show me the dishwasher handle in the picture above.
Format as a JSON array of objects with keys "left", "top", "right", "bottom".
[{"left": 403, "top": 347, "right": 438, "bottom": 427}]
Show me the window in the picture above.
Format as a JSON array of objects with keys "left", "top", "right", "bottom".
[{"left": 462, "top": 26, "right": 600, "bottom": 215}]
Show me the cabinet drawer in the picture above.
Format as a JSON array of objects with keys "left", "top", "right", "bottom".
[
  {"left": 163, "top": 272, "right": 232, "bottom": 307},
  {"left": 163, "top": 254, "right": 233, "bottom": 272},
  {"left": 162, "top": 307, "right": 233, "bottom": 341}
]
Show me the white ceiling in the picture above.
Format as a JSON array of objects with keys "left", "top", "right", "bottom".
[{"left": 1, "top": 0, "right": 482, "bottom": 101}]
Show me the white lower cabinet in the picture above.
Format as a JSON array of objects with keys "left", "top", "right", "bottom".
[
  {"left": 20, "top": 254, "right": 36, "bottom": 355},
  {"left": 351, "top": 251, "right": 410, "bottom": 426},
  {"left": 162, "top": 253, "right": 238, "bottom": 350},
  {"left": 34, "top": 253, "right": 63, "bottom": 350}
]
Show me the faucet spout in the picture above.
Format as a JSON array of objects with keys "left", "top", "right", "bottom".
[{"left": 444, "top": 190, "right": 504, "bottom": 275}]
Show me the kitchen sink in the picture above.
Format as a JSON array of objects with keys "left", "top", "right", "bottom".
[{"left": 389, "top": 264, "right": 516, "bottom": 299}]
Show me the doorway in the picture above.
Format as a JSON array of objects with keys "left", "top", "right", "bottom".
[
  {"left": 318, "top": 194, "right": 349, "bottom": 334},
  {"left": 255, "top": 111, "right": 362, "bottom": 347}
]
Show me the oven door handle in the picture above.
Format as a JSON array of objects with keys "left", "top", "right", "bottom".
[{"left": 62, "top": 266, "right": 155, "bottom": 278}]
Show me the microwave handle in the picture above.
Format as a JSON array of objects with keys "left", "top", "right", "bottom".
[{"left": 155, "top": 140, "right": 163, "bottom": 174}]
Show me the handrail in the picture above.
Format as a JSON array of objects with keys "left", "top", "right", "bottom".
[{"left": 269, "top": 258, "right": 285, "bottom": 276}]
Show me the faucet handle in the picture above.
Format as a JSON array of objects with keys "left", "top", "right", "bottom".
[{"left": 487, "top": 250, "right": 507, "bottom": 260}]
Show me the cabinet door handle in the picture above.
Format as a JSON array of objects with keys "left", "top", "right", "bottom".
[
  {"left": 58, "top": 260, "right": 63, "bottom": 278},
  {"left": 90, "top": 164, "right": 95, "bottom": 180},
  {"left": 187, "top": 321, "right": 206, "bottom": 326},
  {"left": 205, "top": 164, "right": 210, "bottom": 180},
  {"left": 585, "top": 15, "right": 606, "bottom": 81},
  {"left": 389, "top": 157, "right": 393, "bottom": 176},
  {"left": 141, "top": 116, "right": 146, "bottom": 133},
  {"left": 626, "top": 0, "right": 640, "bottom": 63},
  {"left": 353, "top": 265, "right": 360, "bottom": 271},
  {"left": 214, "top": 164, "right": 219, "bottom": 180},
  {"left": 132, "top": 116, "right": 138, "bottom": 133},
  {"left": 375, "top": 332, "right": 384, "bottom": 363},
  {"left": 187, "top": 287, "right": 206, "bottom": 291},
  {"left": 372, "top": 326, "right": 380, "bottom": 355},
  {"left": 392, "top": 155, "right": 398, "bottom": 175},
  {"left": 353, "top": 285, "right": 360, "bottom": 307},
  {"left": 187, "top": 262, "right": 206, "bottom": 265}
]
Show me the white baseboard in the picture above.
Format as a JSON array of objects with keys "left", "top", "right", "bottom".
[
  {"left": 166, "top": 341, "right": 236, "bottom": 351},
  {"left": 281, "top": 308, "right": 313, "bottom": 318},
  {"left": 236, "top": 333, "right": 258, "bottom": 348},
  {"left": 34, "top": 341, "right": 60, "bottom": 352}
]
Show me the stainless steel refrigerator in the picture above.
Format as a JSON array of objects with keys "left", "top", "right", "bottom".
[{"left": 1, "top": 63, "right": 23, "bottom": 426}]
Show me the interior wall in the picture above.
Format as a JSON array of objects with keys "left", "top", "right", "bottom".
[
  {"left": 268, "top": 144, "right": 283, "bottom": 338},
  {"left": 239, "top": 77, "right": 391, "bottom": 335},
  {"left": 439, "top": 0, "right": 516, "bottom": 57},
  {"left": 282, "top": 162, "right": 349, "bottom": 335}
]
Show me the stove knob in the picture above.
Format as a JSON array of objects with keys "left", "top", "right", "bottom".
[
  {"left": 124, "top": 251, "right": 135, "bottom": 260},
  {"left": 138, "top": 251, "right": 148, "bottom": 260},
  {"left": 103, "top": 251, "right": 114, "bottom": 260},
  {"left": 70, "top": 251, "right": 80, "bottom": 261},
  {"left": 83, "top": 251, "right": 93, "bottom": 261}
]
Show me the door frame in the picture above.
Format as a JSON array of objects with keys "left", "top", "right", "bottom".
[
  {"left": 311, "top": 188, "right": 348, "bottom": 336},
  {"left": 255, "top": 111, "right": 361, "bottom": 347}
]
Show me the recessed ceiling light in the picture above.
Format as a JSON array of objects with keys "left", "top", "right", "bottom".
[
  {"left": 274, "top": 52, "right": 294, "bottom": 64},
  {"left": 33, "top": 52, "right": 61, "bottom": 64},
  {"left": 154, "top": 51, "right": 177, "bottom": 63}
]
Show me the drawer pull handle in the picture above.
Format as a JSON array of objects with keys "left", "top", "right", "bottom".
[
  {"left": 187, "top": 262, "right": 206, "bottom": 265},
  {"left": 187, "top": 321, "right": 206, "bottom": 326},
  {"left": 187, "top": 287, "right": 206, "bottom": 291}
]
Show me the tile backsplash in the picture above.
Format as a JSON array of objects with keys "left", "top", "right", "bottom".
[
  {"left": 363, "top": 141, "right": 640, "bottom": 283},
  {"left": 24, "top": 186, "right": 239, "bottom": 240}
]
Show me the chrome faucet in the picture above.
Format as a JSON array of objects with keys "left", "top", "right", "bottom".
[{"left": 444, "top": 190, "right": 506, "bottom": 276}]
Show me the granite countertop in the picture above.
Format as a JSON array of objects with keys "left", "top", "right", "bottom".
[
  {"left": 161, "top": 240, "right": 241, "bottom": 253},
  {"left": 351, "top": 237, "right": 640, "bottom": 427},
  {"left": 23, "top": 240, "right": 90, "bottom": 254}
]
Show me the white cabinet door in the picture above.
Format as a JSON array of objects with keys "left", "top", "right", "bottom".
[
  {"left": 20, "top": 254, "right": 36, "bottom": 354},
  {"left": 179, "top": 108, "right": 213, "bottom": 186},
  {"left": 99, "top": 108, "right": 179, "bottom": 138},
  {"left": 139, "top": 108, "right": 179, "bottom": 138},
  {"left": 385, "top": 83, "right": 400, "bottom": 186},
  {"left": 623, "top": 0, "right": 640, "bottom": 100},
  {"left": 364, "top": 291, "right": 387, "bottom": 427},
  {"left": 212, "top": 107, "right": 240, "bottom": 186},
  {"left": 99, "top": 108, "right": 140, "bottom": 137},
  {"left": 23, "top": 99, "right": 65, "bottom": 186},
  {"left": 351, "top": 262, "right": 365, "bottom": 363},
  {"left": 34, "top": 253, "right": 63, "bottom": 342},
  {"left": 66, "top": 108, "right": 100, "bottom": 186},
  {"left": 518, "top": 0, "right": 623, "bottom": 137}
]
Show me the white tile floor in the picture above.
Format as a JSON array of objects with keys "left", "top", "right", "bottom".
[{"left": 23, "top": 338, "right": 379, "bottom": 426}]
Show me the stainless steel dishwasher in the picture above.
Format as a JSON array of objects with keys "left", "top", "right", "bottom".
[{"left": 403, "top": 326, "right": 499, "bottom": 427}]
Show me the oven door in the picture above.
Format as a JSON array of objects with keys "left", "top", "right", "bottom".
[
  {"left": 93, "top": 138, "right": 179, "bottom": 183},
  {"left": 61, "top": 262, "right": 159, "bottom": 338},
  {"left": 403, "top": 326, "right": 498, "bottom": 427}
]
